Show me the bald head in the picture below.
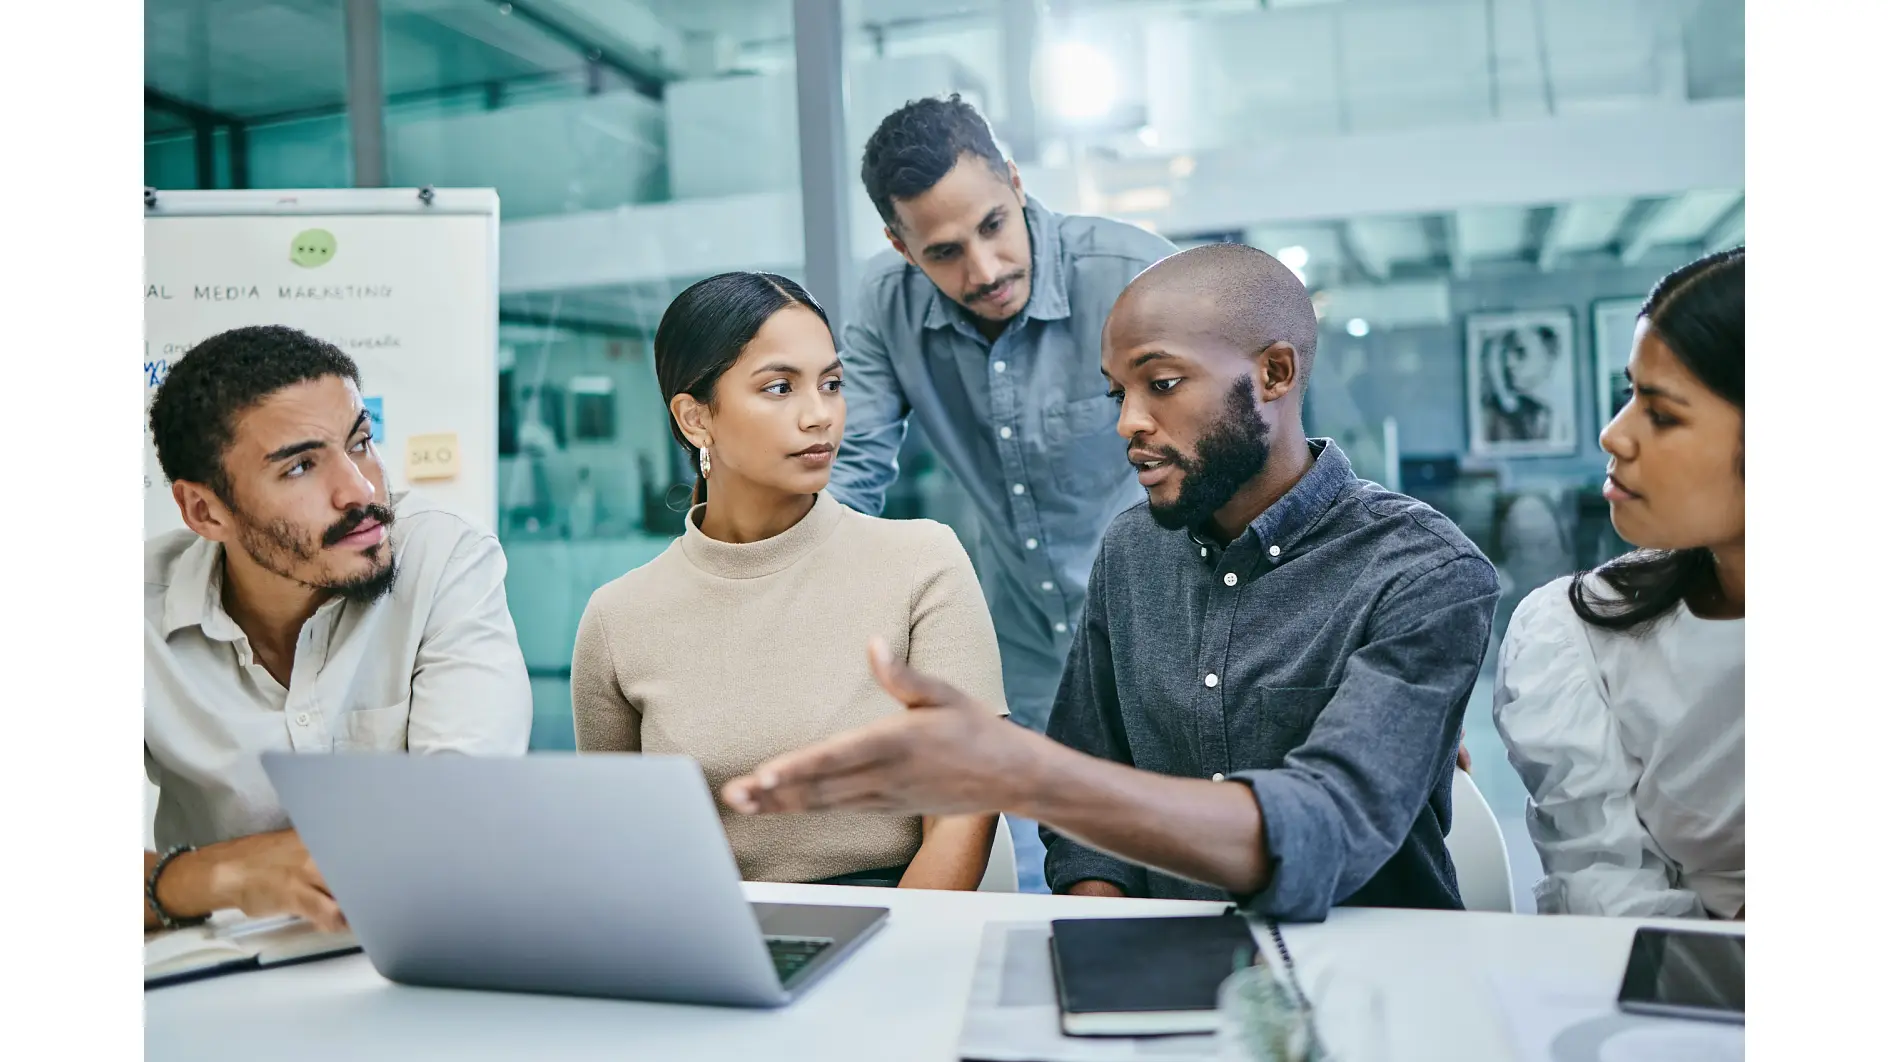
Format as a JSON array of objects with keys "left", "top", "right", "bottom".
[
  {"left": 1102, "top": 243, "right": 1320, "bottom": 535},
  {"left": 1114, "top": 242, "right": 1319, "bottom": 386}
]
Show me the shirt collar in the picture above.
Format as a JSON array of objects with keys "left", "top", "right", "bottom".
[
  {"left": 161, "top": 537, "right": 244, "bottom": 642},
  {"left": 921, "top": 195, "right": 1072, "bottom": 333},
  {"left": 160, "top": 534, "right": 351, "bottom": 643},
  {"left": 1189, "top": 439, "right": 1356, "bottom": 559}
]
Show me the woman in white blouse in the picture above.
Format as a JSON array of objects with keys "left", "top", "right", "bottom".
[{"left": 1494, "top": 248, "right": 1744, "bottom": 920}]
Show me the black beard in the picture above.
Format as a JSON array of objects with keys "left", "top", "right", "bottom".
[
  {"left": 231, "top": 502, "right": 399, "bottom": 605},
  {"left": 1145, "top": 375, "right": 1273, "bottom": 532},
  {"left": 326, "top": 560, "right": 399, "bottom": 604}
]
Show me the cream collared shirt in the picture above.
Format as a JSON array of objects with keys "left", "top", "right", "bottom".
[{"left": 144, "top": 491, "right": 532, "bottom": 851}]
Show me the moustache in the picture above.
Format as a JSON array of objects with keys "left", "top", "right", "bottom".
[
  {"left": 967, "top": 270, "right": 1026, "bottom": 303},
  {"left": 323, "top": 504, "right": 397, "bottom": 548}
]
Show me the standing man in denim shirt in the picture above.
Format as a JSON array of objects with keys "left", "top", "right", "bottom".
[{"left": 826, "top": 96, "right": 1175, "bottom": 890}]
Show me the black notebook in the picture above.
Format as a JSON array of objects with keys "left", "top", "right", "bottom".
[{"left": 1048, "top": 910, "right": 1259, "bottom": 1037}]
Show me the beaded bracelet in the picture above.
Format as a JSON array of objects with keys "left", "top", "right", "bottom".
[{"left": 147, "top": 844, "right": 210, "bottom": 930}]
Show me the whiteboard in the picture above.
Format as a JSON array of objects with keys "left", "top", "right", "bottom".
[{"left": 143, "top": 188, "right": 500, "bottom": 537}]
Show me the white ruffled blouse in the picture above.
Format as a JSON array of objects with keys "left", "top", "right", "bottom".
[{"left": 1493, "top": 575, "right": 1744, "bottom": 919}]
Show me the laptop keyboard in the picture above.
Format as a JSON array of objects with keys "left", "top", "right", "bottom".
[{"left": 766, "top": 935, "right": 834, "bottom": 982}]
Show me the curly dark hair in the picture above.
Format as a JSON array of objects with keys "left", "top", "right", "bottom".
[
  {"left": 861, "top": 93, "right": 1008, "bottom": 231},
  {"left": 149, "top": 324, "right": 360, "bottom": 502}
]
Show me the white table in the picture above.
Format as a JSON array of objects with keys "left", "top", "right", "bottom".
[{"left": 145, "top": 883, "right": 1726, "bottom": 1061}]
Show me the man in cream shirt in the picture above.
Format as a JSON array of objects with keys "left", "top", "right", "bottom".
[{"left": 143, "top": 325, "right": 531, "bottom": 933}]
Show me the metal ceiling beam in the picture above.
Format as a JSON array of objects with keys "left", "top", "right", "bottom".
[
  {"left": 1701, "top": 197, "right": 1745, "bottom": 253},
  {"left": 144, "top": 87, "right": 241, "bottom": 127},
  {"left": 1619, "top": 196, "right": 1682, "bottom": 265},
  {"left": 486, "top": 0, "right": 668, "bottom": 100},
  {"left": 236, "top": 71, "right": 571, "bottom": 127},
  {"left": 1535, "top": 203, "right": 1574, "bottom": 272},
  {"left": 498, "top": 310, "right": 651, "bottom": 340},
  {"left": 1340, "top": 220, "right": 1391, "bottom": 282}
]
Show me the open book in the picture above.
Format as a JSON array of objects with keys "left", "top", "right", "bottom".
[{"left": 145, "top": 914, "right": 360, "bottom": 989}]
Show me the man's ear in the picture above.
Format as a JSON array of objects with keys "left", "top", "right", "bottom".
[
  {"left": 884, "top": 225, "right": 915, "bottom": 267},
  {"left": 669, "top": 392, "right": 712, "bottom": 452},
  {"left": 1007, "top": 159, "right": 1024, "bottom": 198},
  {"left": 173, "top": 480, "right": 238, "bottom": 545},
  {"left": 1254, "top": 342, "right": 1300, "bottom": 404}
]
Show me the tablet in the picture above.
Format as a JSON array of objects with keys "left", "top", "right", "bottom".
[{"left": 1616, "top": 927, "right": 1744, "bottom": 1024}]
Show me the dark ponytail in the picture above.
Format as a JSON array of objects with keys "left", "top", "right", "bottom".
[
  {"left": 652, "top": 271, "right": 832, "bottom": 508},
  {"left": 1570, "top": 246, "right": 1743, "bottom": 632}
]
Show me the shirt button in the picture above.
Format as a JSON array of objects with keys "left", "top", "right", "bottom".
[
  {"left": 1026, "top": 538, "right": 1039, "bottom": 550},
  {"left": 1041, "top": 581, "right": 1054, "bottom": 592},
  {"left": 295, "top": 712, "right": 311, "bottom": 726},
  {"left": 1054, "top": 622, "right": 1068, "bottom": 634},
  {"left": 1223, "top": 573, "right": 1239, "bottom": 587},
  {"left": 993, "top": 360, "right": 1007, "bottom": 373},
  {"left": 1212, "top": 773, "right": 1226, "bottom": 782},
  {"left": 1268, "top": 545, "right": 1281, "bottom": 558},
  {"left": 1200, "top": 547, "right": 1208, "bottom": 558},
  {"left": 1204, "top": 674, "right": 1219, "bottom": 688},
  {"left": 999, "top": 426, "right": 1013, "bottom": 440},
  {"left": 1012, "top": 483, "right": 1026, "bottom": 495}
]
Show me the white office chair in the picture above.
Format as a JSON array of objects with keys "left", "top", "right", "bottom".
[
  {"left": 977, "top": 813, "right": 1020, "bottom": 892},
  {"left": 144, "top": 780, "right": 160, "bottom": 851},
  {"left": 1446, "top": 768, "right": 1516, "bottom": 913}
]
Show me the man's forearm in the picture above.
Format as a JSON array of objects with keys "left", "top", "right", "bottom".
[
  {"left": 143, "top": 845, "right": 227, "bottom": 930},
  {"left": 1012, "top": 734, "right": 1271, "bottom": 895}
]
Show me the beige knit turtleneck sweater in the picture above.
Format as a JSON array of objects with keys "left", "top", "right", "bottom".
[{"left": 571, "top": 491, "right": 1008, "bottom": 883}]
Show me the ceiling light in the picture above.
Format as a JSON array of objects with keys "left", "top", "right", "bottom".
[
  {"left": 1169, "top": 155, "right": 1196, "bottom": 179},
  {"left": 1278, "top": 245, "right": 1310, "bottom": 270},
  {"left": 1137, "top": 126, "right": 1159, "bottom": 148},
  {"left": 1047, "top": 42, "right": 1117, "bottom": 121},
  {"left": 1346, "top": 318, "right": 1370, "bottom": 337},
  {"left": 1108, "top": 186, "right": 1173, "bottom": 213}
]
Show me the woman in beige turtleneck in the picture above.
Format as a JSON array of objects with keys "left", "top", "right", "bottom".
[{"left": 571, "top": 271, "right": 1005, "bottom": 888}]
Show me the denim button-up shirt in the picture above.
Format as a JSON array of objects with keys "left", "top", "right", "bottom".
[
  {"left": 827, "top": 197, "right": 1175, "bottom": 727},
  {"left": 1041, "top": 442, "right": 1501, "bottom": 920}
]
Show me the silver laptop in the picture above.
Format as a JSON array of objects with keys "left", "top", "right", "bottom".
[{"left": 261, "top": 751, "right": 889, "bottom": 1006}]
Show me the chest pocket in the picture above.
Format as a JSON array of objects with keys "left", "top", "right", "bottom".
[
  {"left": 336, "top": 700, "right": 411, "bottom": 752},
  {"left": 1045, "top": 395, "right": 1130, "bottom": 494},
  {"left": 1249, "top": 686, "right": 1339, "bottom": 770}
]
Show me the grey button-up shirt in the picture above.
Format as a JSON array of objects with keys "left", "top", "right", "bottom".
[
  {"left": 827, "top": 197, "right": 1175, "bottom": 728},
  {"left": 1041, "top": 442, "right": 1500, "bottom": 921}
]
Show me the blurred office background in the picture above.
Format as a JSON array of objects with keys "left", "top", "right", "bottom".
[{"left": 146, "top": 0, "right": 1745, "bottom": 907}]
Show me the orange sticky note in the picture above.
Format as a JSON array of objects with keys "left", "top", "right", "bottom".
[{"left": 406, "top": 432, "right": 461, "bottom": 481}]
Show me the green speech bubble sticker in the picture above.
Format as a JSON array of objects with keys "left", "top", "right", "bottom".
[{"left": 290, "top": 229, "right": 337, "bottom": 268}]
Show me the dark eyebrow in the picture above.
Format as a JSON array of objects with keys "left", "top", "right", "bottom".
[
  {"left": 752, "top": 358, "right": 843, "bottom": 377},
  {"left": 921, "top": 206, "right": 1005, "bottom": 258},
  {"left": 1131, "top": 350, "right": 1179, "bottom": 370},
  {"left": 264, "top": 411, "right": 369, "bottom": 464},
  {"left": 265, "top": 439, "right": 324, "bottom": 463},
  {"left": 1625, "top": 369, "right": 1691, "bottom": 406}
]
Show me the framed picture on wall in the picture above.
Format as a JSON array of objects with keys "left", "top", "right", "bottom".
[
  {"left": 1464, "top": 308, "right": 1579, "bottom": 458},
  {"left": 570, "top": 375, "right": 618, "bottom": 442},
  {"left": 1592, "top": 297, "right": 1642, "bottom": 437}
]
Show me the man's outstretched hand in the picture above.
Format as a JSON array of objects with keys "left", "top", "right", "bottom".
[{"left": 723, "top": 637, "right": 1039, "bottom": 818}]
